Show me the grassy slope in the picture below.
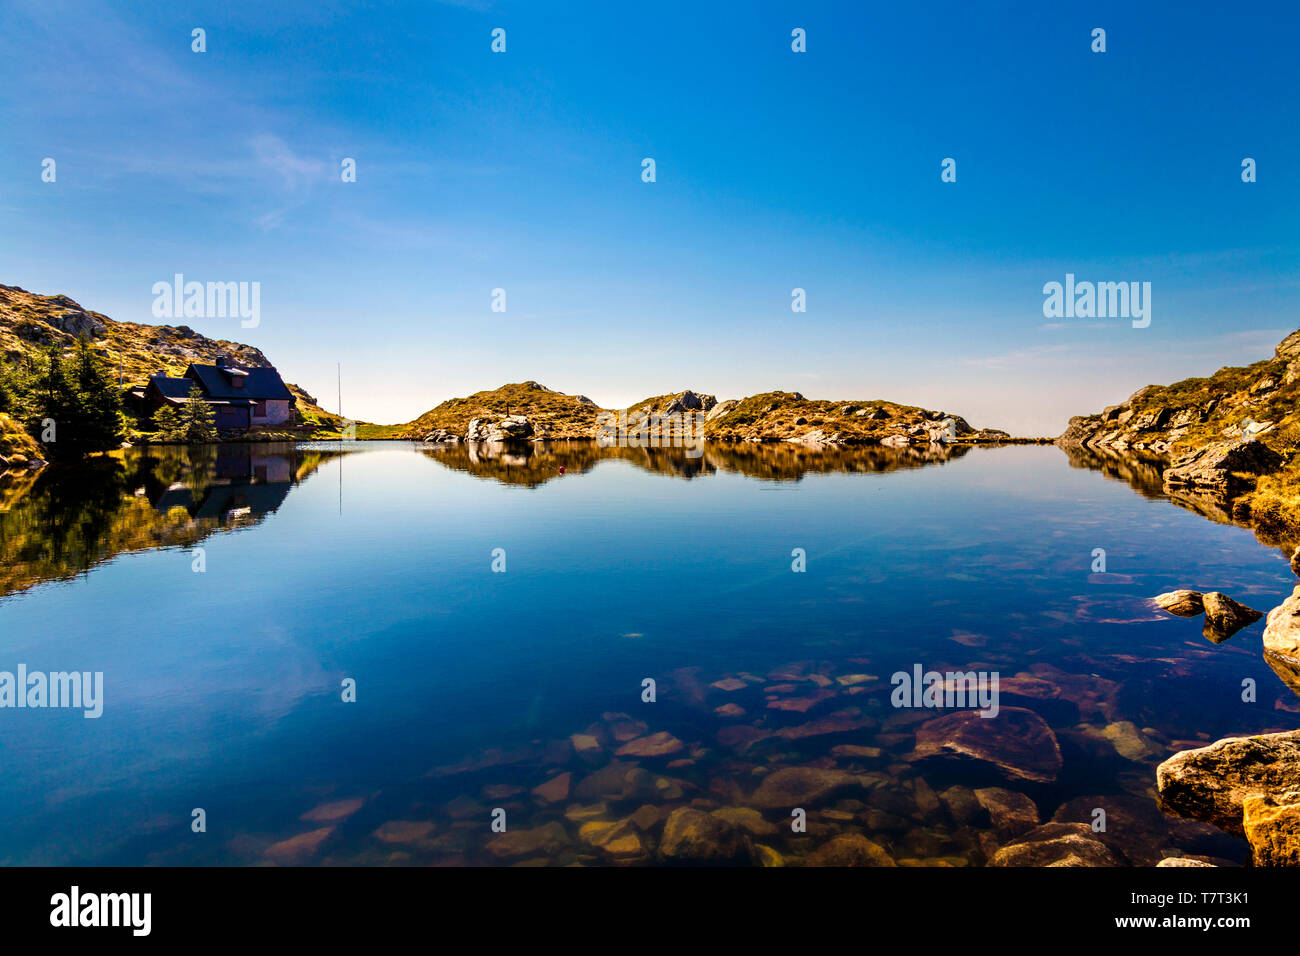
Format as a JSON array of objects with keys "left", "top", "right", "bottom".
[{"left": 0, "top": 412, "right": 43, "bottom": 463}]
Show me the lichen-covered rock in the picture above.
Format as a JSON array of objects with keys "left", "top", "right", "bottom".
[
  {"left": 1162, "top": 439, "right": 1282, "bottom": 495},
  {"left": 1156, "top": 731, "right": 1300, "bottom": 835},
  {"left": 1242, "top": 790, "right": 1300, "bottom": 866}
]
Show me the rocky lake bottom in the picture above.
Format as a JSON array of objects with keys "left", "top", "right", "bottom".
[{"left": 0, "top": 441, "right": 1296, "bottom": 866}]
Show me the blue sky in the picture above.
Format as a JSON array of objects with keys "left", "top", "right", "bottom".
[{"left": 1, "top": 0, "right": 1297, "bottom": 433}]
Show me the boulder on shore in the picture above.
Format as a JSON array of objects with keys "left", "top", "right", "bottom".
[
  {"left": 1156, "top": 730, "right": 1300, "bottom": 835},
  {"left": 1242, "top": 790, "right": 1300, "bottom": 866},
  {"left": 1264, "top": 584, "right": 1300, "bottom": 667}
]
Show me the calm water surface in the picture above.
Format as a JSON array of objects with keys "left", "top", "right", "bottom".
[{"left": 0, "top": 440, "right": 1295, "bottom": 865}]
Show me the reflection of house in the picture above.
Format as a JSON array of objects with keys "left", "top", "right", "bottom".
[
  {"left": 150, "top": 447, "right": 294, "bottom": 522},
  {"left": 139, "top": 357, "right": 294, "bottom": 430}
]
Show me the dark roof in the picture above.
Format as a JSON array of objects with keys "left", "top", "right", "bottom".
[
  {"left": 147, "top": 376, "right": 196, "bottom": 399},
  {"left": 184, "top": 364, "right": 293, "bottom": 402}
]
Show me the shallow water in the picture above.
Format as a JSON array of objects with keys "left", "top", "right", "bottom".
[{"left": 0, "top": 440, "right": 1295, "bottom": 865}]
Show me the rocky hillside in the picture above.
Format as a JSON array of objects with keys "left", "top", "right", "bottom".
[
  {"left": 407, "top": 384, "right": 1015, "bottom": 447},
  {"left": 403, "top": 381, "right": 603, "bottom": 442},
  {"left": 1059, "top": 329, "right": 1300, "bottom": 529},
  {"left": 698, "top": 391, "right": 1011, "bottom": 445},
  {"left": 0, "top": 284, "right": 340, "bottom": 429}
]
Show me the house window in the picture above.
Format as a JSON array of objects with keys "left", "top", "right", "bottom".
[{"left": 253, "top": 401, "right": 268, "bottom": 419}]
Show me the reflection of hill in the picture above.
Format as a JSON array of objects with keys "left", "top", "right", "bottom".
[
  {"left": 419, "top": 440, "right": 973, "bottom": 488},
  {"left": 1059, "top": 444, "right": 1300, "bottom": 558},
  {"left": 1059, "top": 443, "right": 1167, "bottom": 499},
  {"left": 0, "top": 443, "right": 344, "bottom": 599}
]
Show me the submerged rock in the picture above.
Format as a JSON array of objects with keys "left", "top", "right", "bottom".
[
  {"left": 1156, "top": 730, "right": 1300, "bottom": 835},
  {"left": 615, "top": 731, "right": 684, "bottom": 759},
  {"left": 265, "top": 827, "right": 334, "bottom": 865},
  {"left": 974, "top": 787, "right": 1039, "bottom": 840},
  {"left": 486, "top": 822, "right": 568, "bottom": 860},
  {"left": 658, "top": 807, "right": 753, "bottom": 864},
  {"left": 1156, "top": 857, "right": 1216, "bottom": 867},
  {"left": 531, "top": 772, "right": 571, "bottom": 805},
  {"left": 912, "top": 707, "right": 1062, "bottom": 784},
  {"left": 372, "top": 820, "right": 435, "bottom": 844},
  {"left": 1153, "top": 590, "right": 1204, "bottom": 617},
  {"left": 748, "top": 767, "right": 866, "bottom": 809},
  {"left": 711, "top": 806, "right": 778, "bottom": 837},
  {"left": 805, "top": 833, "right": 896, "bottom": 867},
  {"left": 300, "top": 797, "right": 365, "bottom": 823},
  {"left": 989, "top": 822, "right": 1123, "bottom": 867}
]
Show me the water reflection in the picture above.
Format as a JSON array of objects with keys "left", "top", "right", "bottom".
[
  {"left": 0, "top": 443, "right": 344, "bottom": 600},
  {"left": 1062, "top": 443, "right": 1300, "bottom": 557},
  {"left": 419, "top": 439, "right": 974, "bottom": 487}
]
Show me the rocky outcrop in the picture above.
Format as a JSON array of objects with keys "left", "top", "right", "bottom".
[
  {"left": 1156, "top": 731, "right": 1300, "bottom": 835},
  {"left": 466, "top": 415, "right": 534, "bottom": 443},
  {"left": 1162, "top": 439, "right": 1282, "bottom": 496},
  {"left": 1059, "top": 329, "right": 1300, "bottom": 522}
]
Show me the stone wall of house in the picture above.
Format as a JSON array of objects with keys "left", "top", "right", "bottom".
[{"left": 252, "top": 399, "right": 293, "bottom": 426}]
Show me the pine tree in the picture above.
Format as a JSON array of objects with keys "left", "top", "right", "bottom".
[
  {"left": 177, "top": 382, "right": 217, "bottom": 443},
  {"left": 31, "top": 347, "right": 79, "bottom": 458},
  {"left": 68, "top": 338, "right": 125, "bottom": 453},
  {"left": 0, "top": 361, "right": 12, "bottom": 415},
  {"left": 152, "top": 402, "right": 183, "bottom": 441}
]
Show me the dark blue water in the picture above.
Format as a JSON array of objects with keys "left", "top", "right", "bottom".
[{"left": 0, "top": 441, "right": 1294, "bottom": 865}]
